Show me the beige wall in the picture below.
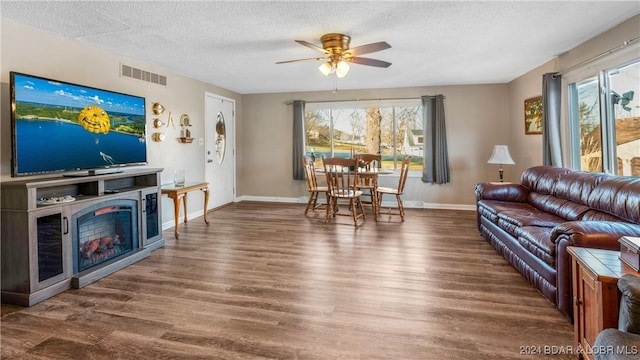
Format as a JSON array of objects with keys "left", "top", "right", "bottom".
[
  {"left": 0, "top": 19, "right": 242, "bottom": 226},
  {"left": 507, "top": 60, "right": 556, "bottom": 177},
  {"left": 240, "top": 85, "right": 509, "bottom": 207}
]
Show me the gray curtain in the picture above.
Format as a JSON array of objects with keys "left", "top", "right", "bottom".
[
  {"left": 292, "top": 100, "right": 306, "bottom": 180},
  {"left": 421, "top": 95, "right": 450, "bottom": 184},
  {"left": 542, "top": 73, "right": 563, "bottom": 167}
]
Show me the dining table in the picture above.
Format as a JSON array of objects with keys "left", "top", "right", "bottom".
[{"left": 315, "top": 166, "right": 393, "bottom": 220}]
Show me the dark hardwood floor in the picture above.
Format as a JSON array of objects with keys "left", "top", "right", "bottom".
[{"left": 1, "top": 202, "right": 574, "bottom": 359}]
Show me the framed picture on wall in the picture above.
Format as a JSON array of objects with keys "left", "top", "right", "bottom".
[{"left": 524, "top": 96, "right": 543, "bottom": 134}]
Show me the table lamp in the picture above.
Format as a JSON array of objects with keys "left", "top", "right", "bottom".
[{"left": 487, "top": 145, "right": 515, "bottom": 182}]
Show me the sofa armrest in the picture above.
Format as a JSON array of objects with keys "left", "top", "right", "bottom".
[
  {"left": 554, "top": 221, "right": 640, "bottom": 321},
  {"left": 474, "top": 182, "right": 529, "bottom": 202},
  {"left": 619, "top": 274, "right": 640, "bottom": 334},
  {"left": 593, "top": 329, "right": 640, "bottom": 360},
  {"left": 553, "top": 221, "right": 640, "bottom": 248}
]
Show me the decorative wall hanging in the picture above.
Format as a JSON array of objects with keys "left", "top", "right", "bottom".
[
  {"left": 167, "top": 112, "right": 175, "bottom": 127},
  {"left": 153, "top": 118, "right": 164, "bottom": 128},
  {"left": 152, "top": 102, "right": 165, "bottom": 115},
  {"left": 215, "top": 111, "right": 226, "bottom": 164},
  {"left": 152, "top": 132, "right": 165, "bottom": 142},
  {"left": 524, "top": 96, "right": 543, "bottom": 135},
  {"left": 179, "top": 113, "right": 193, "bottom": 143}
]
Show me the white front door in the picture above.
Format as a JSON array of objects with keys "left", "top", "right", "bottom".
[{"left": 205, "top": 92, "right": 235, "bottom": 210}]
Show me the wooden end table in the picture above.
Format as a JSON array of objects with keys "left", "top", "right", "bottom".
[
  {"left": 568, "top": 246, "right": 638, "bottom": 359},
  {"left": 161, "top": 182, "right": 210, "bottom": 239}
]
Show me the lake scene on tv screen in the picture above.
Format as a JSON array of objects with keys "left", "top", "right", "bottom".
[{"left": 13, "top": 73, "right": 146, "bottom": 175}]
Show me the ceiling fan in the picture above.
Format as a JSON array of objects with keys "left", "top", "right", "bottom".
[{"left": 276, "top": 33, "right": 391, "bottom": 78}]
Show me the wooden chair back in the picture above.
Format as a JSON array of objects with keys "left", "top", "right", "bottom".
[
  {"left": 302, "top": 155, "right": 328, "bottom": 214},
  {"left": 376, "top": 155, "right": 411, "bottom": 221},
  {"left": 322, "top": 156, "right": 365, "bottom": 225},
  {"left": 355, "top": 153, "right": 381, "bottom": 170},
  {"left": 397, "top": 156, "right": 411, "bottom": 194},
  {"left": 322, "top": 156, "right": 359, "bottom": 197},
  {"left": 302, "top": 155, "right": 319, "bottom": 191},
  {"left": 355, "top": 153, "right": 381, "bottom": 187}
]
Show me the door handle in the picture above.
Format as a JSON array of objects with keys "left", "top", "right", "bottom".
[{"left": 207, "top": 159, "right": 213, "bottom": 163}]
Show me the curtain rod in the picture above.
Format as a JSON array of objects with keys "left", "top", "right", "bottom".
[
  {"left": 285, "top": 96, "right": 444, "bottom": 105},
  {"left": 557, "top": 36, "right": 640, "bottom": 76}
]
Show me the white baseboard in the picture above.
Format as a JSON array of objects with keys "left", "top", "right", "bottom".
[{"left": 235, "top": 195, "right": 475, "bottom": 211}]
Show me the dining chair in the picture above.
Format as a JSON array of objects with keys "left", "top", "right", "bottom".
[
  {"left": 322, "top": 156, "right": 366, "bottom": 226},
  {"left": 354, "top": 153, "right": 381, "bottom": 218},
  {"left": 376, "top": 155, "right": 410, "bottom": 221},
  {"left": 302, "top": 155, "right": 328, "bottom": 214}
]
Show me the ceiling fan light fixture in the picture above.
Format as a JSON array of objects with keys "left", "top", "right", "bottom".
[
  {"left": 280, "top": 33, "right": 390, "bottom": 79},
  {"left": 318, "top": 62, "right": 333, "bottom": 76},
  {"left": 336, "top": 60, "right": 350, "bottom": 78}
]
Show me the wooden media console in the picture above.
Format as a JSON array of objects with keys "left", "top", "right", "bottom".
[{"left": 1, "top": 168, "right": 164, "bottom": 306}]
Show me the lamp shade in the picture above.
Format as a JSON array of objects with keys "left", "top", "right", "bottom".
[
  {"left": 487, "top": 145, "right": 515, "bottom": 165},
  {"left": 335, "top": 61, "right": 350, "bottom": 78},
  {"left": 318, "top": 62, "right": 333, "bottom": 76}
]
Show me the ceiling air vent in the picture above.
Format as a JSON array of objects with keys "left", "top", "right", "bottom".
[{"left": 121, "top": 64, "right": 167, "bottom": 86}]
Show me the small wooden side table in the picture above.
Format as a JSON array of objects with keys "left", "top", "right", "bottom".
[
  {"left": 161, "top": 182, "right": 210, "bottom": 239},
  {"left": 568, "top": 247, "right": 638, "bottom": 359}
]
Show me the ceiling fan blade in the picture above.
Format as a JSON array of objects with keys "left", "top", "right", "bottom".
[
  {"left": 347, "top": 41, "right": 391, "bottom": 56},
  {"left": 295, "top": 40, "right": 328, "bottom": 54},
  {"left": 349, "top": 57, "right": 392, "bottom": 68},
  {"left": 276, "top": 57, "right": 325, "bottom": 64}
]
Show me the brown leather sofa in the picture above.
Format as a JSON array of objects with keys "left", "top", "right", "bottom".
[{"left": 475, "top": 166, "right": 640, "bottom": 321}]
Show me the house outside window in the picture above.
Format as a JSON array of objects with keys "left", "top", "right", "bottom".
[
  {"left": 567, "top": 56, "right": 639, "bottom": 176},
  {"left": 304, "top": 100, "right": 423, "bottom": 171}
]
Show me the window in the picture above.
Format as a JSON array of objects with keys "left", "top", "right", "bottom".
[
  {"left": 304, "top": 100, "right": 423, "bottom": 170},
  {"left": 568, "top": 58, "right": 640, "bottom": 175}
]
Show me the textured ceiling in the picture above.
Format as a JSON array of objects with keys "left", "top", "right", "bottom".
[{"left": 2, "top": 1, "right": 639, "bottom": 94}]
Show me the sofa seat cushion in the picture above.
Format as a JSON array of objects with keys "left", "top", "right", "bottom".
[
  {"left": 497, "top": 209, "right": 566, "bottom": 236},
  {"left": 528, "top": 193, "right": 591, "bottom": 221},
  {"left": 515, "top": 226, "right": 556, "bottom": 267},
  {"left": 477, "top": 200, "right": 536, "bottom": 224},
  {"left": 580, "top": 209, "right": 625, "bottom": 222}
]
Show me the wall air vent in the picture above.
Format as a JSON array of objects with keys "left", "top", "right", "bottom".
[{"left": 121, "top": 64, "right": 167, "bottom": 86}]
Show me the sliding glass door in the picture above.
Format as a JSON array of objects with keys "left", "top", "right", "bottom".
[{"left": 568, "top": 59, "right": 639, "bottom": 175}]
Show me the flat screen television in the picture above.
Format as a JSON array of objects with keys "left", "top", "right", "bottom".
[{"left": 10, "top": 71, "right": 147, "bottom": 177}]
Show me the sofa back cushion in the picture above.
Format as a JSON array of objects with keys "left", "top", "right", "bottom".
[
  {"left": 520, "top": 166, "right": 574, "bottom": 195},
  {"left": 554, "top": 171, "right": 614, "bottom": 205},
  {"left": 521, "top": 166, "right": 590, "bottom": 220},
  {"left": 517, "top": 166, "right": 639, "bottom": 223},
  {"left": 587, "top": 177, "right": 640, "bottom": 224}
]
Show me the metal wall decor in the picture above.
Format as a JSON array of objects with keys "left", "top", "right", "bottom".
[
  {"left": 152, "top": 102, "right": 165, "bottom": 115},
  {"left": 153, "top": 118, "right": 164, "bottom": 128},
  {"left": 152, "top": 132, "right": 165, "bottom": 142}
]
